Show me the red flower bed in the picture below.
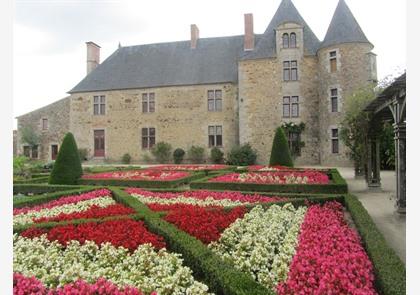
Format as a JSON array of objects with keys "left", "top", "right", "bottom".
[
  {"left": 164, "top": 206, "right": 246, "bottom": 244},
  {"left": 33, "top": 204, "right": 135, "bottom": 223},
  {"left": 209, "top": 171, "right": 330, "bottom": 184},
  {"left": 21, "top": 219, "right": 166, "bottom": 251},
  {"left": 150, "top": 164, "right": 229, "bottom": 171},
  {"left": 277, "top": 202, "right": 377, "bottom": 295},
  {"left": 13, "top": 273, "right": 150, "bottom": 295},
  {"left": 82, "top": 170, "right": 189, "bottom": 181},
  {"left": 13, "top": 189, "right": 111, "bottom": 215}
]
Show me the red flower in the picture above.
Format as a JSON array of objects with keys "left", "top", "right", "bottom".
[{"left": 82, "top": 170, "right": 189, "bottom": 181}]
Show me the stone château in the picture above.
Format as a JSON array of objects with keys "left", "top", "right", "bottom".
[{"left": 16, "top": 0, "right": 377, "bottom": 166}]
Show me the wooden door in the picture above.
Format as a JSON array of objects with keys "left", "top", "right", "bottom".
[
  {"left": 51, "top": 144, "right": 58, "bottom": 160},
  {"left": 94, "top": 130, "right": 105, "bottom": 157}
]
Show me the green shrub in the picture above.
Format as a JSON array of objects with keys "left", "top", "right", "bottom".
[
  {"left": 43, "top": 161, "right": 55, "bottom": 170},
  {"left": 13, "top": 156, "right": 29, "bottom": 175},
  {"left": 173, "top": 148, "right": 185, "bottom": 164},
  {"left": 78, "top": 148, "right": 88, "bottom": 161},
  {"left": 210, "top": 147, "right": 224, "bottom": 164},
  {"left": 151, "top": 142, "right": 172, "bottom": 163},
  {"left": 188, "top": 145, "right": 205, "bottom": 164},
  {"left": 121, "top": 153, "right": 131, "bottom": 164},
  {"left": 226, "top": 143, "right": 257, "bottom": 166},
  {"left": 49, "top": 133, "right": 83, "bottom": 185},
  {"left": 269, "top": 127, "right": 294, "bottom": 167}
]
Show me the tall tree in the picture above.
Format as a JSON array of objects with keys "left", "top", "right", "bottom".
[{"left": 269, "top": 127, "right": 294, "bottom": 167}]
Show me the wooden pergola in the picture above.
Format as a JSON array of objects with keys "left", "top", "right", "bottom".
[{"left": 364, "top": 73, "right": 406, "bottom": 214}]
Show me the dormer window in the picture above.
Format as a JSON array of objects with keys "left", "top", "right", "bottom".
[
  {"left": 290, "top": 33, "right": 297, "bottom": 48},
  {"left": 282, "top": 33, "right": 289, "bottom": 48}
]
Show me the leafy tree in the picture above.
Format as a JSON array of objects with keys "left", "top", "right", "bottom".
[
  {"left": 188, "top": 145, "right": 205, "bottom": 164},
  {"left": 49, "top": 133, "right": 82, "bottom": 184},
  {"left": 269, "top": 127, "right": 294, "bottom": 167},
  {"left": 151, "top": 142, "right": 172, "bottom": 163},
  {"left": 210, "top": 147, "right": 224, "bottom": 164},
  {"left": 20, "top": 126, "right": 40, "bottom": 147},
  {"left": 13, "top": 156, "right": 29, "bottom": 176},
  {"left": 379, "top": 122, "right": 395, "bottom": 170}
]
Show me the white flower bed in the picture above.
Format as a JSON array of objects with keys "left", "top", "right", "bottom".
[
  {"left": 13, "top": 196, "right": 116, "bottom": 226},
  {"left": 209, "top": 204, "right": 307, "bottom": 290},
  {"left": 131, "top": 193, "right": 252, "bottom": 208},
  {"left": 14, "top": 234, "right": 212, "bottom": 295}
]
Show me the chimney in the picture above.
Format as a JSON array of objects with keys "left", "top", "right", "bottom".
[
  {"left": 86, "top": 41, "right": 101, "bottom": 75},
  {"left": 191, "top": 24, "right": 199, "bottom": 49},
  {"left": 244, "top": 13, "right": 254, "bottom": 51}
]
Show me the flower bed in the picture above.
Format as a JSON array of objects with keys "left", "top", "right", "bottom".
[
  {"left": 247, "top": 165, "right": 293, "bottom": 172},
  {"left": 150, "top": 164, "right": 230, "bottom": 171},
  {"left": 14, "top": 218, "right": 213, "bottom": 295},
  {"left": 82, "top": 169, "right": 190, "bottom": 181},
  {"left": 13, "top": 189, "right": 117, "bottom": 226},
  {"left": 209, "top": 171, "right": 329, "bottom": 185},
  {"left": 126, "top": 188, "right": 282, "bottom": 208}
]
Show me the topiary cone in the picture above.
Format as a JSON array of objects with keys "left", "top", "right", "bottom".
[
  {"left": 49, "top": 132, "right": 83, "bottom": 184},
  {"left": 269, "top": 127, "right": 294, "bottom": 167}
]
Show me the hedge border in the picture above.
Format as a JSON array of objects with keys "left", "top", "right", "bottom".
[
  {"left": 13, "top": 176, "right": 50, "bottom": 184},
  {"left": 344, "top": 194, "right": 405, "bottom": 295},
  {"left": 190, "top": 168, "right": 348, "bottom": 194},
  {"left": 77, "top": 172, "right": 206, "bottom": 188},
  {"left": 13, "top": 184, "right": 85, "bottom": 196},
  {"left": 110, "top": 187, "right": 275, "bottom": 295}
]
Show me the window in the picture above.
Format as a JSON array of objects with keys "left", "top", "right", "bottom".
[
  {"left": 290, "top": 33, "right": 296, "bottom": 48},
  {"left": 291, "top": 96, "right": 299, "bottom": 117},
  {"left": 31, "top": 145, "right": 38, "bottom": 159},
  {"left": 330, "top": 88, "right": 338, "bottom": 112},
  {"left": 93, "top": 95, "right": 106, "bottom": 115},
  {"left": 208, "top": 90, "right": 222, "bottom": 111},
  {"left": 283, "top": 60, "right": 298, "bottom": 81},
  {"left": 329, "top": 51, "right": 337, "bottom": 73},
  {"left": 23, "top": 146, "right": 30, "bottom": 157},
  {"left": 331, "top": 128, "right": 339, "bottom": 154},
  {"left": 42, "top": 118, "right": 48, "bottom": 130},
  {"left": 142, "top": 128, "right": 156, "bottom": 149},
  {"left": 94, "top": 130, "right": 105, "bottom": 157},
  {"left": 283, "top": 96, "right": 299, "bottom": 118},
  {"left": 208, "top": 125, "right": 223, "bottom": 147},
  {"left": 282, "top": 33, "right": 289, "bottom": 48},
  {"left": 142, "top": 93, "right": 155, "bottom": 113},
  {"left": 288, "top": 131, "right": 301, "bottom": 156}
]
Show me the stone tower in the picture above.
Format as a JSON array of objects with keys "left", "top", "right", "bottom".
[{"left": 317, "top": 0, "right": 377, "bottom": 166}]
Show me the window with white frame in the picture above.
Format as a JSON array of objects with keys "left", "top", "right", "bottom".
[
  {"left": 208, "top": 90, "right": 222, "bottom": 111},
  {"left": 208, "top": 125, "right": 222, "bottom": 147},
  {"left": 142, "top": 93, "right": 155, "bottom": 113},
  {"left": 283, "top": 61, "right": 298, "bottom": 81},
  {"left": 283, "top": 96, "right": 299, "bottom": 118},
  {"left": 93, "top": 95, "right": 106, "bottom": 115},
  {"left": 141, "top": 127, "right": 156, "bottom": 149},
  {"left": 329, "top": 51, "right": 337, "bottom": 73}
]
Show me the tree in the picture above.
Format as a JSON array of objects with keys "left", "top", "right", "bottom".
[
  {"left": 226, "top": 143, "right": 257, "bottom": 166},
  {"left": 269, "top": 127, "right": 294, "bottom": 167},
  {"left": 49, "top": 132, "right": 83, "bottom": 184},
  {"left": 339, "top": 84, "right": 376, "bottom": 176},
  {"left": 20, "top": 126, "right": 40, "bottom": 147}
]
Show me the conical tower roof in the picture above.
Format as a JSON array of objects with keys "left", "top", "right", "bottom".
[
  {"left": 242, "top": 0, "right": 320, "bottom": 59},
  {"left": 320, "top": 0, "right": 371, "bottom": 49}
]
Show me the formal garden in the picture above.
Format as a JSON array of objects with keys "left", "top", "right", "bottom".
[{"left": 13, "top": 129, "right": 405, "bottom": 295}]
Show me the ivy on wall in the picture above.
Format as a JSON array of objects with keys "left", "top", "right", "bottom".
[{"left": 280, "top": 122, "right": 306, "bottom": 158}]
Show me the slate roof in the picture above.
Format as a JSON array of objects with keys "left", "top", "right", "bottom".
[
  {"left": 16, "top": 96, "right": 70, "bottom": 118},
  {"left": 320, "top": 0, "right": 371, "bottom": 50},
  {"left": 241, "top": 0, "right": 320, "bottom": 60},
  {"left": 69, "top": 35, "right": 252, "bottom": 93}
]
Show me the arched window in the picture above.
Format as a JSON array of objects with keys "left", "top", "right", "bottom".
[
  {"left": 290, "top": 33, "right": 297, "bottom": 48},
  {"left": 282, "top": 33, "right": 289, "bottom": 48}
]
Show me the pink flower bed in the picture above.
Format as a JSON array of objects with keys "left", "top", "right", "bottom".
[
  {"left": 277, "top": 202, "right": 377, "bottom": 295},
  {"left": 82, "top": 170, "right": 190, "bottom": 181},
  {"left": 209, "top": 171, "right": 330, "bottom": 184},
  {"left": 125, "top": 188, "right": 279, "bottom": 204},
  {"left": 13, "top": 273, "right": 151, "bottom": 295},
  {"left": 150, "top": 164, "right": 229, "bottom": 171},
  {"left": 13, "top": 189, "right": 111, "bottom": 215}
]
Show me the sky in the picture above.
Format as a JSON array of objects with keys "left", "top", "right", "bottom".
[{"left": 13, "top": 0, "right": 406, "bottom": 128}]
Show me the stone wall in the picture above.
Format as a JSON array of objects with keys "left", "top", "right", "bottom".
[
  {"left": 16, "top": 97, "right": 70, "bottom": 161},
  {"left": 69, "top": 83, "right": 238, "bottom": 163},
  {"left": 317, "top": 42, "right": 375, "bottom": 166}
]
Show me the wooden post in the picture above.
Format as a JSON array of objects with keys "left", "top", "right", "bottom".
[{"left": 394, "top": 121, "right": 406, "bottom": 213}]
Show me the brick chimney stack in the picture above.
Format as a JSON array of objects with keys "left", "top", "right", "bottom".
[
  {"left": 191, "top": 24, "right": 199, "bottom": 49},
  {"left": 244, "top": 13, "right": 254, "bottom": 51},
  {"left": 86, "top": 41, "right": 101, "bottom": 75}
]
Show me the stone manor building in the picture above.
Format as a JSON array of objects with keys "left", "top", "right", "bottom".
[{"left": 16, "top": 0, "right": 377, "bottom": 166}]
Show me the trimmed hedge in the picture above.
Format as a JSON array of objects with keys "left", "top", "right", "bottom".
[
  {"left": 269, "top": 127, "right": 293, "bottom": 167},
  {"left": 344, "top": 194, "right": 405, "bottom": 295},
  {"left": 13, "top": 176, "right": 50, "bottom": 184},
  {"left": 13, "top": 184, "right": 84, "bottom": 196},
  {"left": 78, "top": 172, "right": 206, "bottom": 188},
  {"left": 190, "top": 169, "right": 348, "bottom": 194},
  {"left": 13, "top": 187, "right": 98, "bottom": 209},
  {"left": 110, "top": 188, "right": 274, "bottom": 295}
]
